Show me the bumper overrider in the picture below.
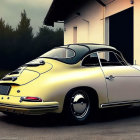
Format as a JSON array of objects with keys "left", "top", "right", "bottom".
[{"left": 0, "top": 95, "right": 59, "bottom": 115}]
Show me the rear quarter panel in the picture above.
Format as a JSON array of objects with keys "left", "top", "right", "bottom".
[
  {"left": 36, "top": 61, "right": 108, "bottom": 113},
  {"left": 4, "top": 60, "right": 108, "bottom": 113}
]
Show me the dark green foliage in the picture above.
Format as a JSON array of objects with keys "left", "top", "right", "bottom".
[
  {"left": 0, "top": 10, "right": 64, "bottom": 70},
  {"left": 0, "top": 18, "right": 15, "bottom": 69},
  {"left": 14, "top": 10, "right": 33, "bottom": 67},
  {"left": 32, "top": 27, "right": 64, "bottom": 58}
]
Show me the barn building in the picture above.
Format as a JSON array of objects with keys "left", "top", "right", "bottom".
[{"left": 44, "top": 0, "right": 140, "bottom": 65}]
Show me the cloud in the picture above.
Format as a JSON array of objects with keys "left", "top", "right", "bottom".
[
  {"left": 4, "top": 0, "right": 53, "bottom": 9},
  {"left": 0, "top": 0, "right": 53, "bottom": 33},
  {"left": 0, "top": 0, "right": 63, "bottom": 34}
]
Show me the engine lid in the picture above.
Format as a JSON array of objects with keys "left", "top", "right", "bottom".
[
  {"left": 0, "top": 69, "right": 40, "bottom": 85},
  {"left": 0, "top": 59, "right": 53, "bottom": 85}
]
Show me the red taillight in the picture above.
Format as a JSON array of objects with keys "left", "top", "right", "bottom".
[{"left": 21, "top": 96, "right": 42, "bottom": 102}]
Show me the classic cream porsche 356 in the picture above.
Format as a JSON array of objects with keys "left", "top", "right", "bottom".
[{"left": 0, "top": 43, "right": 140, "bottom": 122}]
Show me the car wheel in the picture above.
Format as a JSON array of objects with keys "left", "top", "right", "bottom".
[{"left": 64, "top": 89, "right": 91, "bottom": 123}]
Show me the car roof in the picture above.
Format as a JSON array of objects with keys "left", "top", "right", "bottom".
[{"left": 68, "top": 43, "right": 116, "bottom": 52}]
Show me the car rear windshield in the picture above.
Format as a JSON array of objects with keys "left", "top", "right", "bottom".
[
  {"left": 40, "top": 47, "right": 75, "bottom": 59},
  {"left": 40, "top": 45, "right": 90, "bottom": 64}
]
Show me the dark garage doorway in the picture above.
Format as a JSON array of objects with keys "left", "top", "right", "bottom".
[{"left": 109, "top": 7, "right": 134, "bottom": 64}]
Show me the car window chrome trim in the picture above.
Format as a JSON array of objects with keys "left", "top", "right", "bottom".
[
  {"left": 97, "top": 50, "right": 128, "bottom": 67},
  {"left": 80, "top": 48, "right": 121, "bottom": 67},
  {"left": 80, "top": 52, "right": 100, "bottom": 67}
]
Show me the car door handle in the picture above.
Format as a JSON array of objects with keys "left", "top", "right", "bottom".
[{"left": 106, "top": 75, "right": 115, "bottom": 80}]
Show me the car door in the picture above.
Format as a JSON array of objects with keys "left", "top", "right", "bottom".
[
  {"left": 82, "top": 52, "right": 108, "bottom": 104},
  {"left": 98, "top": 50, "right": 140, "bottom": 103}
]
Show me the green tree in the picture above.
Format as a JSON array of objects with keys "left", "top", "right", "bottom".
[
  {"left": 0, "top": 18, "right": 15, "bottom": 69},
  {"left": 0, "top": 10, "right": 64, "bottom": 71},
  {"left": 32, "top": 26, "right": 64, "bottom": 58},
  {"left": 16, "top": 10, "right": 33, "bottom": 40},
  {"left": 0, "top": 18, "right": 5, "bottom": 34},
  {"left": 15, "top": 10, "right": 33, "bottom": 65},
  {"left": 0, "top": 18, "right": 14, "bottom": 45}
]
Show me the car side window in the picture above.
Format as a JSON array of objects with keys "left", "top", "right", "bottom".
[
  {"left": 82, "top": 52, "right": 100, "bottom": 67},
  {"left": 98, "top": 51, "right": 125, "bottom": 66}
]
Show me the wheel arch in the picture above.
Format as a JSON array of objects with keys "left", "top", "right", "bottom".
[{"left": 63, "top": 86, "right": 99, "bottom": 110}]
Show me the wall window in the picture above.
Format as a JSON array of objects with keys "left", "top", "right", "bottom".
[{"left": 73, "top": 27, "right": 77, "bottom": 43}]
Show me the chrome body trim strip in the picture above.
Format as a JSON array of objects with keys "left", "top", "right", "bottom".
[
  {"left": 101, "top": 100, "right": 140, "bottom": 108},
  {"left": 0, "top": 103, "right": 59, "bottom": 110}
]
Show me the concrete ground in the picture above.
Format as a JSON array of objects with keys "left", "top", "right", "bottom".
[{"left": 0, "top": 107, "right": 140, "bottom": 140}]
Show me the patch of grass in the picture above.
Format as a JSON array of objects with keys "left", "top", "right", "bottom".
[{"left": 0, "top": 70, "right": 11, "bottom": 79}]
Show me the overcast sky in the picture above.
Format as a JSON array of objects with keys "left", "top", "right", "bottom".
[{"left": 0, "top": 0, "right": 63, "bottom": 34}]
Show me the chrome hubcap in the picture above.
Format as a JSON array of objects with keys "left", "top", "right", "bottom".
[{"left": 71, "top": 91, "right": 90, "bottom": 119}]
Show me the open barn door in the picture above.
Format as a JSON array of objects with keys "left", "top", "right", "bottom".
[{"left": 109, "top": 7, "right": 134, "bottom": 64}]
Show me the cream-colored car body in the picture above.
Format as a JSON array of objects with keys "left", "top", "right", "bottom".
[{"left": 0, "top": 44, "right": 140, "bottom": 115}]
